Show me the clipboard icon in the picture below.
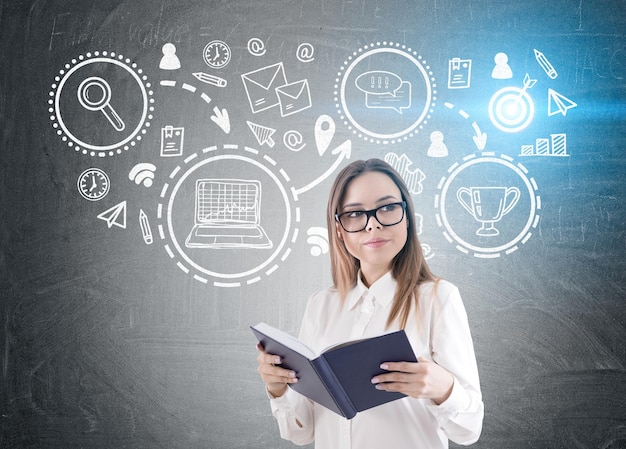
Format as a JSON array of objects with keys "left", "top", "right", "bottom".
[
  {"left": 448, "top": 58, "right": 472, "bottom": 89},
  {"left": 160, "top": 125, "right": 184, "bottom": 157}
]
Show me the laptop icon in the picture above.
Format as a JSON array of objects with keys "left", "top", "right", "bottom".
[{"left": 185, "top": 179, "right": 273, "bottom": 249}]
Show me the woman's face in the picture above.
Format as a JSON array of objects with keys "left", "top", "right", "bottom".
[{"left": 336, "top": 171, "right": 408, "bottom": 286}]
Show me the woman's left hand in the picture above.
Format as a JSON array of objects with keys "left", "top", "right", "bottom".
[{"left": 371, "top": 357, "right": 454, "bottom": 405}]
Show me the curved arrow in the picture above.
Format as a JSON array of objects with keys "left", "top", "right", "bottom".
[
  {"left": 472, "top": 121, "right": 487, "bottom": 150},
  {"left": 444, "top": 102, "right": 488, "bottom": 151},
  {"left": 292, "top": 140, "right": 351, "bottom": 198}
]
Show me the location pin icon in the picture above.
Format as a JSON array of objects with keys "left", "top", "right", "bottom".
[{"left": 315, "top": 115, "right": 336, "bottom": 156}]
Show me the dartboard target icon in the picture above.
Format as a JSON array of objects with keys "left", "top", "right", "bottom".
[{"left": 488, "top": 86, "right": 535, "bottom": 133}]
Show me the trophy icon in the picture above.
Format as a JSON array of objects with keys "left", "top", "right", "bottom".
[{"left": 457, "top": 186, "right": 520, "bottom": 236}]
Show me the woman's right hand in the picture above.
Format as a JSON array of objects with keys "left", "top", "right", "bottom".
[{"left": 256, "top": 343, "right": 299, "bottom": 398}]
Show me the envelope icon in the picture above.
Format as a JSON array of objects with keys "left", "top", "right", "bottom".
[
  {"left": 241, "top": 63, "right": 287, "bottom": 114},
  {"left": 276, "top": 79, "right": 312, "bottom": 117}
]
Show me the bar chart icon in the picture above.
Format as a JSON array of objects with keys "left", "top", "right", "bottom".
[{"left": 520, "top": 133, "right": 568, "bottom": 157}]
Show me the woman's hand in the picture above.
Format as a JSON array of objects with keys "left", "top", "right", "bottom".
[
  {"left": 370, "top": 357, "right": 454, "bottom": 405},
  {"left": 256, "top": 343, "right": 299, "bottom": 398}
]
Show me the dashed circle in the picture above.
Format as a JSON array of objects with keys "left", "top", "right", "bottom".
[
  {"left": 334, "top": 42, "right": 436, "bottom": 145},
  {"left": 435, "top": 152, "right": 541, "bottom": 258},
  {"left": 156, "top": 145, "right": 300, "bottom": 287},
  {"left": 49, "top": 51, "right": 154, "bottom": 157}
]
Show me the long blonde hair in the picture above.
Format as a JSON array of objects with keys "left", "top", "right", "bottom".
[{"left": 326, "top": 159, "right": 436, "bottom": 329}]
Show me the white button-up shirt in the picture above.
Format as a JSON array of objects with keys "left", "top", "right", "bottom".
[{"left": 269, "top": 272, "right": 484, "bottom": 449}]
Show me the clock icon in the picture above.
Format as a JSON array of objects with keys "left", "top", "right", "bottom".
[
  {"left": 203, "top": 40, "right": 231, "bottom": 69},
  {"left": 77, "top": 168, "right": 110, "bottom": 201}
]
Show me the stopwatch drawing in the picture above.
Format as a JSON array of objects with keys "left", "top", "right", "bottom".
[
  {"left": 77, "top": 168, "right": 110, "bottom": 201},
  {"left": 203, "top": 40, "right": 231, "bottom": 69}
]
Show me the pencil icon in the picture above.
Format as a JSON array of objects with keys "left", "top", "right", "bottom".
[
  {"left": 139, "top": 209, "right": 153, "bottom": 245},
  {"left": 192, "top": 72, "right": 228, "bottom": 87},
  {"left": 533, "top": 49, "right": 557, "bottom": 79}
]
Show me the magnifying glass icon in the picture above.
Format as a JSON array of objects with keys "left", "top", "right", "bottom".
[{"left": 77, "top": 76, "right": 126, "bottom": 132}]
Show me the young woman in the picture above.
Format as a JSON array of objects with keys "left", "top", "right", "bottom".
[{"left": 257, "top": 159, "right": 483, "bottom": 448}]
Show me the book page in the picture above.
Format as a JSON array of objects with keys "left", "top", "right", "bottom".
[
  {"left": 252, "top": 322, "right": 317, "bottom": 359},
  {"left": 321, "top": 330, "right": 398, "bottom": 354}
]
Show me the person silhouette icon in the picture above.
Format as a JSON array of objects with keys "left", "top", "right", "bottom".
[
  {"left": 427, "top": 131, "right": 448, "bottom": 157},
  {"left": 491, "top": 52, "right": 513, "bottom": 79},
  {"left": 160, "top": 43, "right": 181, "bottom": 70}
]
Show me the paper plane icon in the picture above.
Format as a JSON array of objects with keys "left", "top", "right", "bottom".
[
  {"left": 97, "top": 201, "right": 127, "bottom": 229},
  {"left": 548, "top": 89, "right": 577, "bottom": 116},
  {"left": 247, "top": 121, "right": 276, "bottom": 147}
]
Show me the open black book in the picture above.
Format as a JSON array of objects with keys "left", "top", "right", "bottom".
[{"left": 251, "top": 322, "right": 417, "bottom": 420}]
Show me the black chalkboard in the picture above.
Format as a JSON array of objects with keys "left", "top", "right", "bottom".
[{"left": 1, "top": 0, "right": 625, "bottom": 448}]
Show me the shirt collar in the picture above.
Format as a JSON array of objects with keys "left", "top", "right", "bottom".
[{"left": 346, "top": 271, "right": 396, "bottom": 311}]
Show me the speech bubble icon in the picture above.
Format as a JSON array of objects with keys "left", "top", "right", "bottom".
[
  {"left": 355, "top": 71, "right": 403, "bottom": 96},
  {"left": 365, "top": 81, "right": 412, "bottom": 114}
]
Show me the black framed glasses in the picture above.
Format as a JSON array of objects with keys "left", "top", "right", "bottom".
[{"left": 335, "top": 201, "right": 407, "bottom": 233}]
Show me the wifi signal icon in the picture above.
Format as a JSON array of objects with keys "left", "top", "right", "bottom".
[
  {"left": 306, "top": 227, "right": 329, "bottom": 257},
  {"left": 129, "top": 163, "right": 157, "bottom": 187}
]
